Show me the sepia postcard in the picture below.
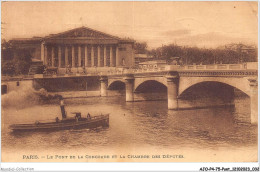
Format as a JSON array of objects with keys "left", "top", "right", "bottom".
[{"left": 1, "top": 1, "right": 259, "bottom": 171}]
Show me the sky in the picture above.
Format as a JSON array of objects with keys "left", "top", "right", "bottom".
[{"left": 1, "top": 1, "right": 258, "bottom": 49}]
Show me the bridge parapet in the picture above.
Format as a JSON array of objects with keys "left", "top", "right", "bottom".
[
  {"left": 166, "top": 62, "right": 257, "bottom": 71},
  {"left": 105, "top": 63, "right": 257, "bottom": 76},
  {"left": 178, "top": 70, "right": 257, "bottom": 77},
  {"left": 30, "top": 62, "right": 257, "bottom": 79}
]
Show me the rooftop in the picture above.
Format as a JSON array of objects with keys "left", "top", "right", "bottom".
[{"left": 9, "top": 26, "right": 135, "bottom": 43}]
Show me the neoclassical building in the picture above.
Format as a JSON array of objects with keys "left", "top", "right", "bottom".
[{"left": 10, "top": 26, "right": 135, "bottom": 74}]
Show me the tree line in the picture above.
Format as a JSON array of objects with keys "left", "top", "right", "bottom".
[{"left": 135, "top": 42, "right": 257, "bottom": 65}]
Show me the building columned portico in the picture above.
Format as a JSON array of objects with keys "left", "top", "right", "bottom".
[
  {"left": 10, "top": 26, "right": 135, "bottom": 74},
  {"left": 42, "top": 41, "right": 120, "bottom": 68}
]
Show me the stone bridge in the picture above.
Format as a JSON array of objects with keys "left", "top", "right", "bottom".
[
  {"left": 3, "top": 63, "right": 257, "bottom": 124},
  {"left": 99, "top": 63, "right": 258, "bottom": 124}
]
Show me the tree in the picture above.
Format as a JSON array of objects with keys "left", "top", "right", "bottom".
[
  {"left": 2, "top": 61, "right": 15, "bottom": 75},
  {"left": 1, "top": 39, "right": 15, "bottom": 75},
  {"left": 134, "top": 42, "right": 148, "bottom": 54},
  {"left": 1, "top": 40, "right": 32, "bottom": 75},
  {"left": 13, "top": 49, "right": 32, "bottom": 75}
]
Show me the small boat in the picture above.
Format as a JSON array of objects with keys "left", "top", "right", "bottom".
[{"left": 9, "top": 98, "right": 109, "bottom": 132}]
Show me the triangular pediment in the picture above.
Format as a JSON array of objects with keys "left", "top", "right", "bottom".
[{"left": 45, "top": 26, "right": 119, "bottom": 39}]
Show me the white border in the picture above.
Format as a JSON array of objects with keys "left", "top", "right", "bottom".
[
  {"left": 0, "top": 0, "right": 259, "bottom": 171},
  {"left": 1, "top": 162, "right": 260, "bottom": 171}
]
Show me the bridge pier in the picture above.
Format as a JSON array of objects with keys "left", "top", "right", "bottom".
[
  {"left": 100, "top": 76, "right": 108, "bottom": 97},
  {"left": 166, "top": 73, "right": 179, "bottom": 110},
  {"left": 124, "top": 75, "right": 135, "bottom": 102},
  {"left": 249, "top": 78, "right": 258, "bottom": 124}
]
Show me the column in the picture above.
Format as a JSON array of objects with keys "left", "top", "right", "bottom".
[
  {"left": 91, "top": 46, "right": 94, "bottom": 67},
  {"left": 110, "top": 46, "right": 113, "bottom": 67},
  {"left": 51, "top": 46, "right": 55, "bottom": 67},
  {"left": 249, "top": 79, "right": 258, "bottom": 124},
  {"left": 84, "top": 45, "right": 88, "bottom": 67},
  {"left": 41, "top": 43, "right": 45, "bottom": 62},
  {"left": 100, "top": 76, "right": 108, "bottom": 97},
  {"left": 104, "top": 46, "right": 107, "bottom": 67},
  {"left": 124, "top": 75, "right": 135, "bottom": 102},
  {"left": 78, "top": 46, "right": 81, "bottom": 67},
  {"left": 116, "top": 46, "right": 119, "bottom": 67},
  {"left": 44, "top": 45, "right": 48, "bottom": 66},
  {"left": 65, "top": 46, "right": 68, "bottom": 67},
  {"left": 58, "top": 46, "right": 62, "bottom": 67},
  {"left": 167, "top": 75, "right": 179, "bottom": 110},
  {"left": 72, "top": 46, "right": 75, "bottom": 67},
  {"left": 97, "top": 45, "right": 101, "bottom": 67}
]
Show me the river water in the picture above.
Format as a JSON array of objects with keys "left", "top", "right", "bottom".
[{"left": 1, "top": 89, "right": 258, "bottom": 162}]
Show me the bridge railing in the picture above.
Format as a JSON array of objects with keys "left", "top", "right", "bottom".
[
  {"left": 111, "top": 63, "right": 257, "bottom": 75},
  {"left": 31, "top": 62, "right": 257, "bottom": 78},
  {"left": 114, "top": 67, "right": 166, "bottom": 74},
  {"left": 165, "top": 63, "right": 257, "bottom": 71}
]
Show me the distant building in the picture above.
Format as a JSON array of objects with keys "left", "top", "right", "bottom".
[
  {"left": 167, "top": 57, "right": 181, "bottom": 65},
  {"left": 135, "top": 53, "right": 153, "bottom": 66},
  {"left": 9, "top": 26, "right": 135, "bottom": 74},
  {"left": 222, "top": 43, "right": 257, "bottom": 54},
  {"left": 240, "top": 47, "right": 256, "bottom": 54}
]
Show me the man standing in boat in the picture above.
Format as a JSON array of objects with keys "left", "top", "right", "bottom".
[{"left": 59, "top": 96, "right": 67, "bottom": 119}]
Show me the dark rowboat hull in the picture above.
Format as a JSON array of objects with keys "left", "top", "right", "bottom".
[{"left": 9, "top": 114, "right": 109, "bottom": 132}]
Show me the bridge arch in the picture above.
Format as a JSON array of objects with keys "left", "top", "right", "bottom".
[
  {"left": 107, "top": 79, "right": 125, "bottom": 90},
  {"left": 134, "top": 77, "right": 167, "bottom": 91},
  {"left": 178, "top": 77, "right": 251, "bottom": 97},
  {"left": 134, "top": 80, "right": 167, "bottom": 92}
]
